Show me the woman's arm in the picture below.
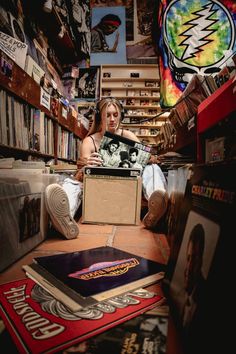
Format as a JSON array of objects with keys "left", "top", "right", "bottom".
[
  {"left": 122, "top": 129, "right": 140, "bottom": 142},
  {"left": 80, "top": 136, "right": 103, "bottom": 166}
]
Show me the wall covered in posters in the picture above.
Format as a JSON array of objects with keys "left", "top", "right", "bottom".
[
  {"left": 157, "top": 0, "right": 236, "bottom": 108},
  {"left": 90, "top": 0, "right": 157, "bottom": 61}
]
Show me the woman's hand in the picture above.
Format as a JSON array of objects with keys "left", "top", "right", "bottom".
[{"left": 86, "top": 152, "right": 103, "bottom": 166}]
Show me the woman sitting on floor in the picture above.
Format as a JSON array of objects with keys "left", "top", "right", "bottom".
[{"left": 45, "top": 97, "right": 168, "bottom": 239}]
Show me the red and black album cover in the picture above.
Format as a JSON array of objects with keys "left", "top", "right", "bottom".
[
  {"left": 0, "top": 278, "right": 164, "bottom": 354},
  {"left": 23, "top": 246, "right": 165, "bottom": 312}
]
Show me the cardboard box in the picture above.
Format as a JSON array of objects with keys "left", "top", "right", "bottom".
[
  {"left": 82, "top": 167, "right": 142, "bottom": 225},
  {"left": 0, "top": 171, "right": 58, "bottom": 271}
]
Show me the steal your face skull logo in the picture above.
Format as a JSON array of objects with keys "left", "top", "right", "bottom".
[{"left": 163, "top": 0, "right": 235, "bottom": 84}]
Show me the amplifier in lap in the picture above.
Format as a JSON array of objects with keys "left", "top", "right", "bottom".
[{"left": 82, "top": 167, "right": 142, "bottom": 225}]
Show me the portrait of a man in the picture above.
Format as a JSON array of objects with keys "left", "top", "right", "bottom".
[
  {"left": 169, "top": 210, "right": 220, "bottom": 331},
  {"left": 91, "top": 13, "right": 121, "bottom": 53},
  {"left": 90, "top": 6, "right": 127, "bottom": 65}
]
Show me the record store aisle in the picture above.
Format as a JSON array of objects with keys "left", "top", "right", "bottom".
[
  {"left": 0, "top": 222, "right": 170, "bottom": 283},
  {"left": 0, "top": 221, "right": 182, "bottom": 354}
]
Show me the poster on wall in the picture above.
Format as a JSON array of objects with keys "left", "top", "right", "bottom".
[
  {"left": 90, "top": 6, "right": 127, "bottom": 65},
  {"left": 90, "top": 0, "right": 134, "bottom": 41},
  {"left": 54, "top": 0, "right": 90, "bottom": 60},
  {"left": 75, "top": 67, "right": 99, "bottom": 99},
  {"left": 90, "top": 1, "right": 155, "bottom": 61},
  {"left": 157, "top": 0, "right": 236, "bottom": 108},
  {"left": 126, "top": 0, "right": 157, "bottom": 60}
]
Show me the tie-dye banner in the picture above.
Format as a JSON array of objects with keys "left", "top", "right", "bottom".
[{"left": 157, "top": 0, "right": 236, "bottom": 108}]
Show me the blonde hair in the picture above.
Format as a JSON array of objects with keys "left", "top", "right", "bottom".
[{"left": 87, "top": 97, "right": 123, "bottom": 136}]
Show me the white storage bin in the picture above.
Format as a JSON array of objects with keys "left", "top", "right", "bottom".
[{"left": 0, "top": 170, "right": 59, "bottom": 271}]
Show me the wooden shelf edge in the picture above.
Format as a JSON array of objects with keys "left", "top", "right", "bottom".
[{"left": 197, "top": 76, "right": 236, "bottom": 133}]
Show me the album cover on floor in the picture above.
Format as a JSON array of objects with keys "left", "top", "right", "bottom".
[
  {"left": 23, "top": 246, "right": 166, "bottom": 312},
  {"left": 0, "top": 278, "right": 164, "bottom": 354},
  {"left": 67, "top": 307, "right": 168, "bottom": 354},
  {"left": 99, "top": 131, "right": 151, "bottom": 171}
]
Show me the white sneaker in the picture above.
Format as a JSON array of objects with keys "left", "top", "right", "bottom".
[
  {"left": 143, "top": 190, "right": 168, "bottom": 230},
  {"left": 62, "top": 178, "right": 82, "bottom": 218},
  {"left": 45, "top": 184, "right": 79, "bottom": 239}
]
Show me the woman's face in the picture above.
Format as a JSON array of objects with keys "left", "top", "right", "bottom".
[{"left": 101, "top": 103, "right": 120, "bottom": 133}]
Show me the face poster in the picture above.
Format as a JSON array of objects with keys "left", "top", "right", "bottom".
[
  {"left": 90, "top": 0, "right": 134, "bottom": 41},
  {"left": 90, "top": 6, "right": 127, "bottom": 65},
  {"left": 157, "top": 0, "right": 236, "bottom": 107}
]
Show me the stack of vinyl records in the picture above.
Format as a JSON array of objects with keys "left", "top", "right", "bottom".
[{"left": 158, "top": 151, "right": 194, "bottom": 172}]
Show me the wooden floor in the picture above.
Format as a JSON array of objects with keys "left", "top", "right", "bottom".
[{"left": 0, "top": 219, "right": 183, "bottom": 354}]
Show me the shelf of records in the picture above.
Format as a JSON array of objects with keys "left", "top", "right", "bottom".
[
  {"left": 124, "top": 99, "right": 160, "bottom": 108},
  {"left": 100, "top": 65, "right": 161, "bottom": 140},
  {"left": 101, "top": 93, "right": 160, "bottom": 107},
  {"left": 158, "top": 59, "right": 236, "bottom": 157},
  {"left": 100, "top": 67, "right": 159, "bottom": 97},
  {"left": 122, "top": 107, "right": 162, "bottom": 119},
  {"left": 0, "top": 49, "right": 85, "bottom": 135},
  {"left": 101, "top": 87, "right": 160, "bottom": 99},
  {"left": 0, "top": 88, "right": 80, "bottom": 162},
  {"left": 156, "top": 118, "right": 197, "bottom": 156},
  {"left": 121, "top": 127, "right": 160, "bottom": 137},
  {"left": 0, "top": 50, "right": 85, "bottom": 162},
  {"left": 197, "top": 76, "right": 236, "bottom": 164},
  {"left": 102, "top": 88, "right": 160, "bottom": 97},
  {"left": 168, "top": 58, "right": 236, "bottom": 133},
  {"left": 101, "top": 64, "right": 159, "bottom": 80},
  {"left": 121, "top": 122, "right": 164, "bottom": 129},
  {"left": 122, "top": 111, "right": 168, "bottom": 123}
]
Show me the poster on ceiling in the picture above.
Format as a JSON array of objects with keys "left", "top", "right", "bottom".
[
  {"left": 157, "top": 0, "right": 236, "bottom": 108},
  {"left": 90, "top": 6, "right": 127, "bottom": 65}
]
